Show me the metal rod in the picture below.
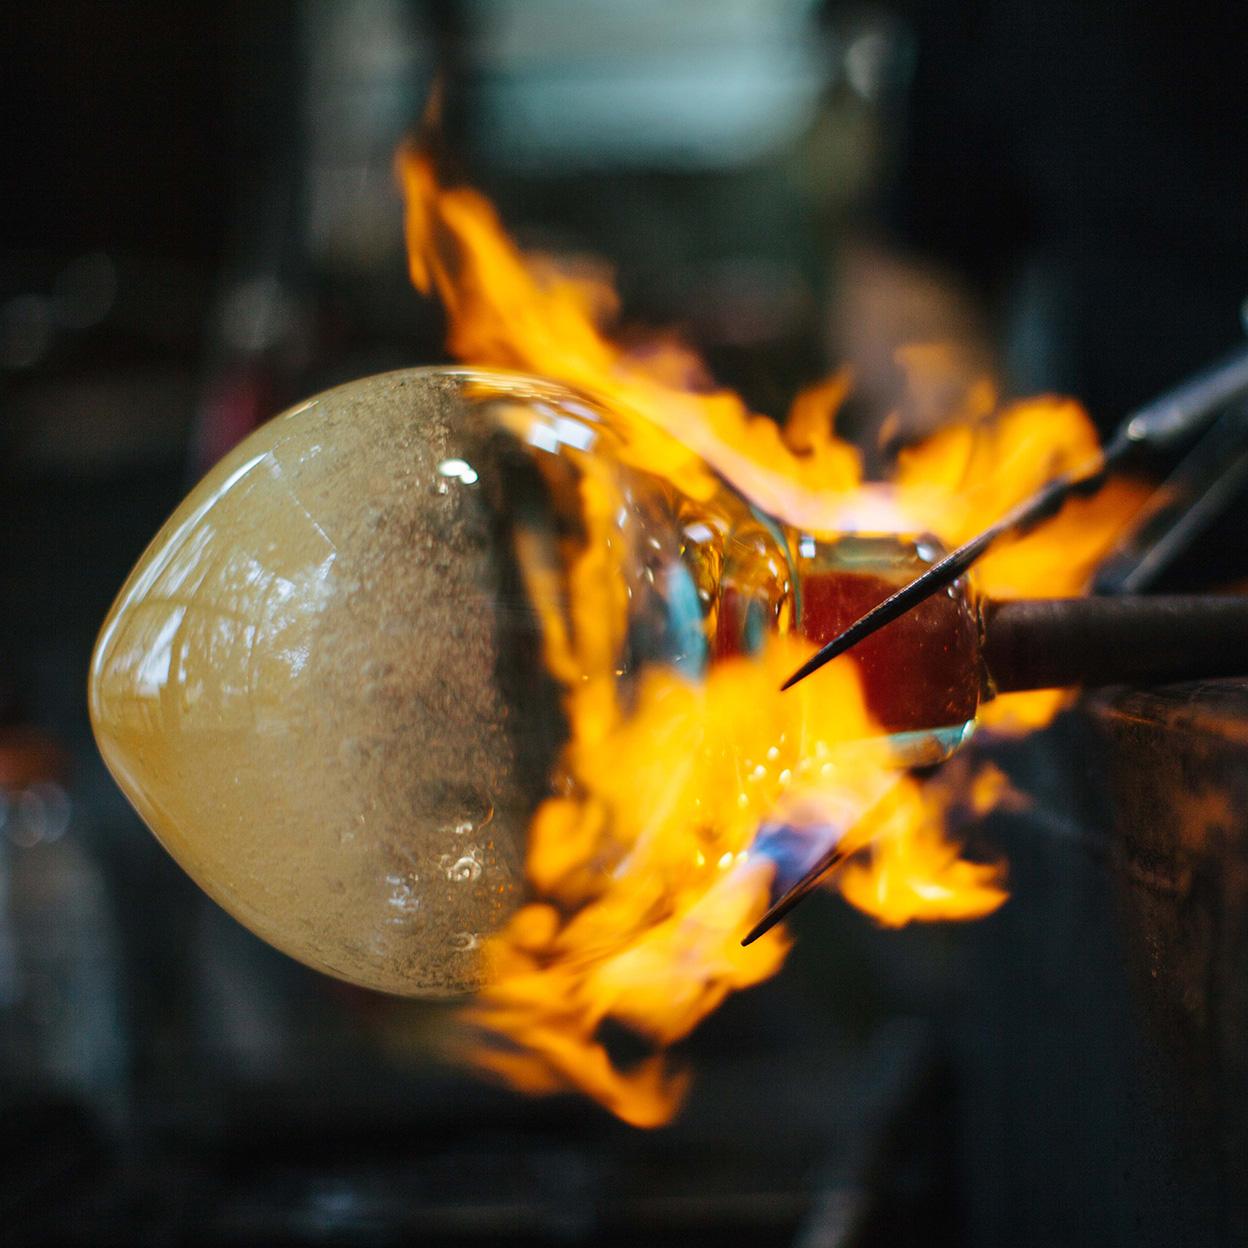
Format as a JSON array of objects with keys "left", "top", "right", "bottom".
[
  {"left": 780, "top": 342, "right": 1248, "bottom": 692},
  {"left": 1093, "top": 403, "right": 1248, "bottom": 594},
  {"left": 740, "top": 843, "right": 848, "bottom": 947},
  {"left": 778, "top": 442, "right": 1122, "bottom": 690},
  {"left": 983, "top": 594, "right": 1248, "bottom": 692}
]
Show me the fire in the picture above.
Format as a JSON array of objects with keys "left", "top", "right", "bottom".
[
  {"left": 464, "top": 645, "right": 916, "bottom": 1125},
  {"left": 396, "top": 142, "right": 1142, "bottom": 1125}
]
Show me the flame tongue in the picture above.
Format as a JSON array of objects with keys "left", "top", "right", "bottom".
[
  {"left": 461, "top": 649, "right": 913, "bottom": 1128},
  {"left": 397, "top": 145, "right": 1143, "bottom": 1125},
  {"left": 398, "top": 146, "right": 867, "bottom": 534}
]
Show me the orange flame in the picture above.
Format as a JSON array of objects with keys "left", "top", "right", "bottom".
[{"left": 396, "top": 143, "right": 1143, "bottom": 1125}]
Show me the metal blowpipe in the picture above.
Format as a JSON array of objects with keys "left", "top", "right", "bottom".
[{"left": 779, "top": 342, "right": 1248, "bottom": 693}]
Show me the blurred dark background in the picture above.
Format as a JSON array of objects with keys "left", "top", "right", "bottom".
[{"left": 3, "top": 2, "right": 1248, "bottom": 1244}]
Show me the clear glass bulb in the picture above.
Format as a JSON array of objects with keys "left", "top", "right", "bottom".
[{"left": 89, "top": 368, "right": 979, "bottom": 996}]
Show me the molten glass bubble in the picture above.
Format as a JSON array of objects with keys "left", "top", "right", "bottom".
[
  {"left": 90, "top": 370, "right": 559, "bottom": 995},
  {"left": 90, "top": 367, "right": 976, "bottom": 997}
]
